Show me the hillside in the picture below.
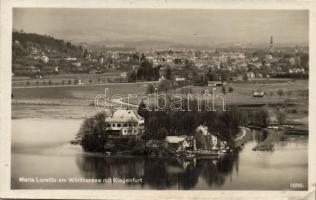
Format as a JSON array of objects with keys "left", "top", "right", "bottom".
[
  {"left": 12, "top": 31, "right": 81, "bottom": 58},
  {"left": 12, "top": 31, "right": 87, "bottom": 76}
]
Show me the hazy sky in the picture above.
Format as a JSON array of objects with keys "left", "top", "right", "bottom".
[{"left": 13, "top": 8, "right": 308, "bottom": 46}]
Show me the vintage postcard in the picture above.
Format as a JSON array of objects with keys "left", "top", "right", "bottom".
[{"left": 0, "top": 0, "right": 315, "bottom": 199}]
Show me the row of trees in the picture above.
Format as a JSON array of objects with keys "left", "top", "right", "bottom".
[
  {"left": 21, "top": 78, "right": 109, "bottom": 86},
  {"left": 146, "top": 79, "right": 192, "bottom": 95}
]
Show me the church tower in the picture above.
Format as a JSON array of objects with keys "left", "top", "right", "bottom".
[{"left": 269, "top": 36, "right": 274, "bottom": 53}]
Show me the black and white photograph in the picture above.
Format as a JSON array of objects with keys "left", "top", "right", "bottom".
[
  {"left": 1, "top": 1, "right": 315, "bottom": 199},
  {"left": 9, "top": 8, "right": 310, "bottom": 191}
]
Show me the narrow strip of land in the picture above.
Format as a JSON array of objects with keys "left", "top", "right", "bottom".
[{"left": 12, "top": 81, "right": 158, "bottom": 89}]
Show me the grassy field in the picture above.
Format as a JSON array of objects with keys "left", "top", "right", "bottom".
[
  {"left": 123, "top": 79, "right": 308, "bottom": 107},
  {"left": 191, "top": 79, "right": 308, "bottom": 105}
]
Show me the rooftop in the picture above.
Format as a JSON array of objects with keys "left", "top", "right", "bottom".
[{"left": 105, "top": 109, "right": 144, "bottom": 123}]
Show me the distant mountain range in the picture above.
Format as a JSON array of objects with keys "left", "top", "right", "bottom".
[
  {"left": 78, "top": 39, "right": 205, "bottom": 51},
  {"left": 13, "top": 31, "right": 308, "bottom": 52},
  {"left": 76, "top": 39, "right": 308, "bottom": 51}
]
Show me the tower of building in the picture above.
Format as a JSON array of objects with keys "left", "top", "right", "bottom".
[{"left": 269, "top": 36, "right": 274, "bottom": 53}]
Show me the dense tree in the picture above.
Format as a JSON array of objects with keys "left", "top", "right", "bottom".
[
  {"left": 138, "top": 101, "right": 148, "bottom": 118},
  {"left": 136, "top": 60, "right": 156, "bottom": 81},
  {"left": 166, "top": 66, "right": 172, "bottom": 80},
  {"left": 277, "top": 89, "right": 284, "bottom": 97},
  {"left": 146, "top": 84, "right": 155, "bottom": 94},
  {"left": 76, "top": 111, "right": 108, "bottom": 151},
  {"left": 222, "top": 86, "right": 226, "bottom": 94},
  {"left": 275, "top": 108, "right": 286, "bottom": 125},
  {"left": 157, "top": 127, "right": 168, "bottom": 140},
  {"left": 12, "top": 31, "right": 80, "bottom": 54},
  {"left": 128, "top": 70, "right": 137, "bottom": 82}
]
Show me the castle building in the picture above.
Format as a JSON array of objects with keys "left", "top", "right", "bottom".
[{"left": 105, "top": 109, "right": 144, "bottom": 137}]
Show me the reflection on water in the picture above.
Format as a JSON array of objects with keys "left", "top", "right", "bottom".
[
  {"left": 253, "top": 130, "right": 269, "bottom": 144},
  {"left": 75, "top": 154, "right": 238, "bottom": 190},
  {"left": 11, "top": 119, "right": 308, "bottom": 190}
]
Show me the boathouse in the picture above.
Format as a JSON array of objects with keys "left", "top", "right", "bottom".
[{"left": 165, "top": 136, "right": 190, "bottom": 152}]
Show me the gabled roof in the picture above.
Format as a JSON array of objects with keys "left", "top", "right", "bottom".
[
  {"left": 165, "top": 136, "right": 186, "bottom": 144},
  {"left": 196, "top": 125, "right": 209, "bottom": 135},
  {"left": 195, "top": 125, "right": 226, "bottom": 140},
  {"left": 105, "top": 109, "right": 144, "bottom": 123}
]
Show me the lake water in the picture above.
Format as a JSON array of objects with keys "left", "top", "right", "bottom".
[{"left": 11, "top": 119, "right": 308, "bottom": 190}]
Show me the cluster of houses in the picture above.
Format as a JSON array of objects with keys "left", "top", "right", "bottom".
[
  {"left": 104, "top": 109, "right": 229, "bottom": 156},
  {"left": 13, "top": 34, "right": 308, "bottom": 86},
  {"left": 164, "top": 125, "right": 229, "bottom": 155}
]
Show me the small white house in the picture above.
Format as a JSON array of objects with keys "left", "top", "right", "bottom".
[
  {"left": 165, "top": 136, "right": 190, "bottom": 152},
  {"left": 253, "top": 91, "right": 265, "bottom": 97},
  {"left": 65, "top": 57, "right": 77, "bottom": 61},
  {"left": 175, "top": 77, "right": 186, "bottom": 82},
  {"left": 120, "top": 72, "right": 128, "bottom": 78},
  {"left": 72, "top": 62, "right": 82, "bottom": 67},
  {"left": 246, "top": 71, "right": 255, "bottom": 79},
  {"left": 41, "top": 55, "right": 49, "bottom": 64}
]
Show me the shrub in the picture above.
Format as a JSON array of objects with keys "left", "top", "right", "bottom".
[
  {"left": 228, "top": 86, "right": 234, "bottom": 93},
  {"left": 222, "top": 86, "right": 226, "bottom": 94},
  {"left": 147, "top": 84, "right": 155, "bottom": 94},
  {"left": 76, "top": 111, "right": 108, "bottom": 152},
  {"left": 157, "top": 127, "right": 168, "bottom": 140},
  {"left": 81, "top": 133, "right": 107, "bottom": 152},
  {"left": 277, "top": 89, "right": 284, "bottom": 97}
]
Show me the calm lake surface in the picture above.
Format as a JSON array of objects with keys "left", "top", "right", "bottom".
[{"left": 11, "top": 119, "right": 308, "bottom": 190}]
